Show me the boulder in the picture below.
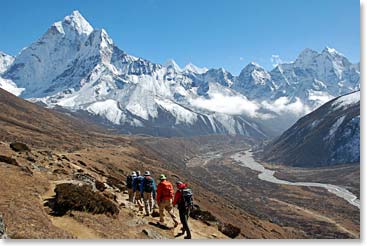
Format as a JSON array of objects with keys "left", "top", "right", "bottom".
[
  {"left": 218, "top": 222, "right": 241, "bottom": 239},
  {"left": 0, "top": 155, "right": 18, "bottom": 166},
  {"left": 45, "top": 183, "right": 119, "bottom": 216},
  {"left": 10, "top": 142, "right": 30, "bottom": 152},
  {"left": 95, "top": 180, "right": 106, "bottom": 192},
  {"left": 190, "top": 205, "right": 217, "bottom": 223}
]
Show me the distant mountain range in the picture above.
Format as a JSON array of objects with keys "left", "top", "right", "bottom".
[
  {"left": 261, "top": 91, "right": 360, "bottom": 166},
  {"left": 0, "top": 11, "right": 360, "bottom": 138}
]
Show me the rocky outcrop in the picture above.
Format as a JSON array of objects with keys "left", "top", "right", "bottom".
[{"left": 45, "top": 183, "right": 119, "bottom": 216}]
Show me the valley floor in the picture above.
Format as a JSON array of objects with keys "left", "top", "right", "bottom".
[{"left": 184, "top": 144, "right": 360, "bottom": 239}]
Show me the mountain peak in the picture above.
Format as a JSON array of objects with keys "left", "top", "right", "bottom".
[
  {"left": 249, "top": 61, "right": 261, "bottom": 67},
  {"left": 165, "top": 59, "right": 181, "bottom": 71},
  {"left": 294, "top": 48, "right": 319, "bottom": 66},
  {"left": 184, "top": 63, "right": 208, "bottom": 74},
  {"left": 62, "top": 10, "right": 93, "bottom": 36},
  {"left": 322, "top": 46, "right": 341, "bottom": 55},
  {"left": 240, "top": 62, "right": 265, "bottom": 75},
  {"left": 92, "top": 29, "right": 113, "bottom": 43}
]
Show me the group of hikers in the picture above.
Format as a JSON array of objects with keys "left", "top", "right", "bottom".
[{"left": 126, "top": 171, "right": 193, "bottom": 239}]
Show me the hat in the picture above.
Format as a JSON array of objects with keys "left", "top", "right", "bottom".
[
  {"left": 160, "top": 174, "right": 167, "bottom": 180},
  {"left": 136, "top": 171, "right": 141, "bottom": 176},
  {"left": 144, "top": 171, "right": 150, "bottom": 176},
  {"left": 176, "top": 181, "right": 183, "bottom": 186},
  {"left": 131, "top": 171, "right": 137, "bottom": 176}
]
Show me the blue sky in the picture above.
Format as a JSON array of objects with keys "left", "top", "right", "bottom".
[{"left": 0, "top": 0, "right": 360, "bottom": 74}]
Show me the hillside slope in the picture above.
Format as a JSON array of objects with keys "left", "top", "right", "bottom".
[
  {"left": 0, "top": 87, "right": 295, "bottom": 239},
  {"left": 261, "top": 91, "right": 360, "bottom": 167}
]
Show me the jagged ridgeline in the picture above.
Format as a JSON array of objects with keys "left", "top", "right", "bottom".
[{"left": 0, "top": 11, "right": 360, "bottom": 138}]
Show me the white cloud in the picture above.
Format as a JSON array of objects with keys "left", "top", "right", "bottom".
[
  {"left": 261, "top": 97, "right": 311, "bottom": 116},
  {"left": 189, "top": 93, "right": 263, "bottom": 118},
  {"left": 270, "top": 55, "right": 283, "bottom": 67},
  {"left": 189, "top": 93, "right": 311, "bottom": 120},
  {"left": 239, "top": 57, "right": 244, "bottom": 61}
]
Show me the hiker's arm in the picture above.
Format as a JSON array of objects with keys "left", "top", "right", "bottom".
[
  {"left": 173, "top": 191, "right": 180, "bottom": 206},
  {"left": 153, "top": 180, "right": 157, "bottom": 198},
  {"left": 156, "top": 185, "right": 161, "bottom": 203}
]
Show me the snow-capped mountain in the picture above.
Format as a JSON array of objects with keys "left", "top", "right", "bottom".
[
  {"left": 232, "top": 62, "right": 276, "bottom": 100},
  {"left": 0, "top": 51, "right": 14, "bottom": 74},
  {"left": 1, "top": 11, "right": 268, "bottom": 138},
  {"left": 0, "top": 11, "right": 360, "bottom": 138},
  {"left": 261, "top": 91, "right": 360, "bottom": 167},
  {"left": 183, "top": 63, "right": 208, "bottom": 74},
  {"left": 267, "top": 47, "right": 360, "bottom": 107},
  {"left": 0, "top": 52, "right": 23, "bottom": 95}
]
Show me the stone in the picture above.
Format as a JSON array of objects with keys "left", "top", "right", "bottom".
[
  {"left": 10, "top": 142, "right": 30, "bottom": 152},
  {"left": 142, "top": 229, "right": 166, "bottom": 239}
]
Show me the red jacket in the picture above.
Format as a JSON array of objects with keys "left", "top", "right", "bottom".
[
  {"left": 173, "top": 183, "right": 187, "bottom": 206},
  {"left": 156, "top": 180, "right": 174, "bottom": 202}
]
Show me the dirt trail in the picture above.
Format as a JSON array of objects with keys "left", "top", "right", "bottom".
[
  {"left": 40, "top": 181, "right": 100, "bottom": 239},
  {"left": 40, "top": 179, "right": 227, "bottom": 239},
  {"left": 268, "top": 198, "right": 359, "bottom": 238}
]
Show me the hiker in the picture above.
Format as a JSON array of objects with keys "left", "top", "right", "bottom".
[
  {"left": 140, "top": 171, "right": 157, "bottom": 216},
  {"left": 132, "top": 171, "right": 144, "bottom": 210},
  {"left": 126, "top": 171, "right": 137, "bottom": 202},
  {"left": 173, "top": 181, "right": 193, "bottom": 239},
  {"left": 156, "top": 174, "right": 178, "bottom": 227}
]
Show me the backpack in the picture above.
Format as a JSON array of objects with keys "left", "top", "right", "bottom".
[
  {"left": 135, "top": 176, "right": 143, "bottom": 189},
  {"left": 181, "top": 188, "right": 193, "bottom": 209},
  {"left": 126, "top": 175, "right": 133, "bottom": 189},
  {"left": 143, "top": 177, "right": 154, "bottom": 192}
]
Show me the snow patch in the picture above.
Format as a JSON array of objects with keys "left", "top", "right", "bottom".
[
  {"left": 155, "top": 98, "right": 197, "bottom": 124},
  {"left": 87, "top": 99, "right": 122, "bottom": 124},
  {"left": 0, "top": 77, "right": 24, "bottom": 96},
  {"left": 332, "top": 91, "right": 360, "bottom": 110}
]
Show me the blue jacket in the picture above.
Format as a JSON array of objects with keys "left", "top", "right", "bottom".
[
  {"left": 140, "top": 176, "right": 157, "bottom": 197},
  {"left": 132, "top": 175, "right": 144, "bottom": 193}
]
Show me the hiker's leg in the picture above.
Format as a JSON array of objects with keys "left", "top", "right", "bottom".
[
  {"left": 128, "top": 188, "right": 133, "bottom": 202},
  {"left": 159, "top": 201, "right": 165, "bottom": 223},
  {"left": 184, "top": 209, "right": 191, "bottom": 238},
  {"left": 166, "top": 202, "right": 178, "bottom": 225},
  {"left": 143, "top": 193, "right": 150, "bottom": 215},
  {"left": 148, "top": 192, "right": 153, "bottom": 214},
  {"left": 132, "top": 191, "right": 136, "bottom": 203},
  {"left": 179, "top": 208, "right": 185, "bottom": 231}
]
